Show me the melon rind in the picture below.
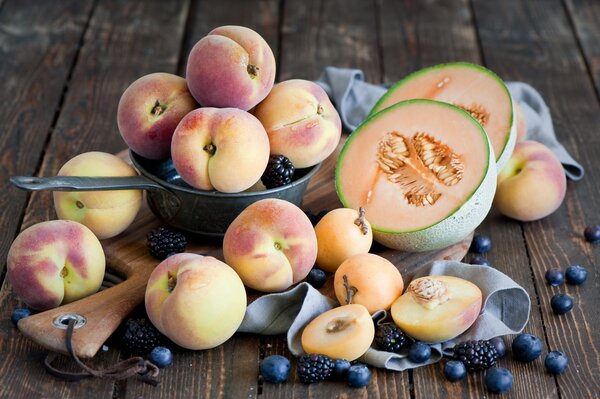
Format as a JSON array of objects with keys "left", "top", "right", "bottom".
[
  {"left": 336, "top": 99, "right": 497, "bottom": 252},
  {"left": 369, "top": 62, "right": 515, "bottom": 173}
]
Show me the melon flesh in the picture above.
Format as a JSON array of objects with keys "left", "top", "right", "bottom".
[
  {"left": 370, "top": 63, "right": 515, "bottom": 172},
  {"left": 336, "top": 99, "right": 496, "bottom": 252}
]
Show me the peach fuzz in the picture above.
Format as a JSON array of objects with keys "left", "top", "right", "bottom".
[
  {"left": 7, "top": 220, "right": 105, "bottom": 311},
  {"left": 315, "top": 208, "right": 372, "bottom": 272},
  {"left": 494, "top": 140, "right": 566, "bottom": 222},
  {"left": 117, "top": 73, "right": 197, "bottom": 159},
  {"left": 334, "top": 253, "right": 403, "bottom": 313},
  {"left": 171, "top": 107, "right": 270, "bottom": 193},
  {"left": 53, "top": 152, "right": 142, "bottom": 239},
  {"left": 391, "top": 276, "right": 482, "bottom": 342},
  {"left": 145, "top": 253, "right": 247, "bottom": 350},
  {"left": 223, "top": 199, "right": 317, "bottom": 292},
  {"left": 254, "top": 79, "right": 342, "bottom": 168},
  {"left": 301, "top": 304, "right": 375, "bottom": 361},
  {"left": 186, "top": 25, "right": 275, "bottom": 111}
]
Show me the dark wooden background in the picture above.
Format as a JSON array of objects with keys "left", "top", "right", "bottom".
[{"left": 1, "top": 0, "right": 599, "bottom": 398}]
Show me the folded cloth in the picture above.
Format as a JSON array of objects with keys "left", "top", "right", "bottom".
[
  {"left": 316, "top": 66, "right": 584, "bottom": 180},
  {"left": 238, "top": 261, "right": 530, "bottom": 371}
]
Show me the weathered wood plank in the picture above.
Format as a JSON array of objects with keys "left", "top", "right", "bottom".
[
  {"left": 0, "top": 0, "right": 191, "bottom": 398},
  {"left": 472, "top": 0, "right": 600, "bottom": 397},
  {"left": 564, "top": 0, "right": 600, "bottom": 98},
  {"left": 124, "top": 1, "right": 280, "bottom": 397},
  {"left": 0, "top": 0, "right": 93, "bottom": 280}
]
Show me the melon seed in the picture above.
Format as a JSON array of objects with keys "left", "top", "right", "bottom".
[{"left": 455, "top": 103, "right": 490, "bottom": 126}]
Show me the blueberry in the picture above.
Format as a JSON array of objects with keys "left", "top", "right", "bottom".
[
  {"left": 260, "top": 355, "right": 291, "bottom": 384},
  {"left": 470, "top": 234, "right": 492, "bottom": 254},
  {"left": 512, "top": 333, "right": 543, "bottom": 362},
  {"left": 544, "top": 268, "right": 564, "bottom": 286},
  {"left": 306, "top": 268, "right": 327, "bottom": 289},
  {"left": 485, "top": 367, "right": 513, "bottom": 394},
  {"left": 544, "top": 351, "right": 569, "bottom": 375},
  {"left": 444, "top": 360, "right": 466, "bottom": 382},
  {"left": 149, "top": 346, "right": 173, "bottom": 368},
  {"left": 408, "top": 342, "right": 431, "bottom": 363},
  {"left": 346, "top": 363, "right": 371, "bottom": 388},
  {"left": 332, "top": 359, "right": 351, "bottom": 380},
  {"left": 11, "top": 308, "right": 31, "bottom": 326},
  {"left": 471, "top": 256, "right": 491, "bottom": 267},
  {"left": 488, "top": 336, "right": 507, "bottom": 358},
  {"left": 551, "top": 293, "right": 574, "bottom": 315},
  {"left": 565, "top": 265, "right": 588, "bottom": 285},
  {"left": 584, "top": 225, "right": 600, "bottom": 243}
]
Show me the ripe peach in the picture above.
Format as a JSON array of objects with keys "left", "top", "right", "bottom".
[
  {"left": 223, "top": 198, "right": 317, "bottom": 292},
  {"left": 171, "top": 107, "right": 270, "bottom": 193},
  {"left": 186, "top": 25, "right": 275, "bottom": 111},
  {"left": 145, "top": 253, "right": 247, "bottom": 350},
  {"left": 53, "top": 152, "right": 142, "bottom": 239},
  {"left": 494, "top": 140, "right": 566, "bottom": 221},
  {"left": 334, "top": 253, "right": 404, "bottom": 314},
  {"left": 301, "top": 304, "right": 374, "bottom": 361},
  {"left": 254, "top": 79, "right": 342, "bottom": 168},
  {"left": 315, "top": 208, "right": 372, "bottom": 272},
  {"left": 7, "top": 220, "right": 105, "bottom": 311},
  {"left": 117, "top": 73, "right": 197, "bottom": 159},
  {"left": 391, "top": 276, "right": 482, "bottom": 342},
  {"left": 515, "top": 102, "right": 527, "bottom": 143}
]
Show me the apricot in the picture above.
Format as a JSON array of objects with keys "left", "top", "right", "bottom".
[
  {"left": 53, "top": 152, "right": 142, "bottom": 239},
  {"left": 223, "top": 199, "right": 317, "bottom": 292},
  {"left": 334, "top": 253, "right": 403, "bottom": 314},
  {"left": 186, "top": 25, "right": 275, "bottom": 111},
  {"left": 171, "top": 107, "right": 270, "bottom": 193},
  {"left": 301, "top": 304, "right": 374, "bottom": 361},
  {"left": 315, "top": 207, "right": 373, "bottom": 272},
  {"left": 254, "top": 79, "right": 342, "bottom": 168},
  {"left": 391, "top": 275, "right": 482, "bottom": 342}
]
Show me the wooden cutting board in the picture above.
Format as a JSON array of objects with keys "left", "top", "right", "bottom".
[{"left": 17, "top": 142, "right": 472, "bottom": 358}]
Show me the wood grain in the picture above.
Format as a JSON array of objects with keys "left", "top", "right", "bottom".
[
  {"left": 473, "top": 0, "right": 600, "bottom": 397},
  {"left": 0, "top": 0, "right": 94, "bottom": 280}
]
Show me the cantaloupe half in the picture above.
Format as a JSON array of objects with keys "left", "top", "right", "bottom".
[
  {"left": 335, "top": 99, "right": 496, "bottom": 252},
  {"left": 370, "top": 62, "right": 516, "bottom": 172}
]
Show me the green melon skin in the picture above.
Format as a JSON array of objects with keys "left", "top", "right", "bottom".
[
  {"left": 369, "top": 62, "right": 516, "bottom": 173},
  {"left": 335, "top": 99, "right": 497, "bottom": 252}
]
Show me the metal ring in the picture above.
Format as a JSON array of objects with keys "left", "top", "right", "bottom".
[{"left": 52, "top": 313, "right": 87, "bottom": 330}]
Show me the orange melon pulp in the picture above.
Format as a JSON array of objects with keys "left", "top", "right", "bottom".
[
  {"left": 370, "top": 62, "right": 516, "bottom": 172},
  {"left": 335, "top": 99, "right": 496, "bottom": 252}
]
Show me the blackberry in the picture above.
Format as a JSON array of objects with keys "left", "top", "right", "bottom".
[
  {"left": 147, "top": 227, "right": 187, "bottom": 260},
  {"left": 374, "top": 323, "right": 406, "bottom": 353},
  {"left": 453, "top": 340, "right": 498, "bottom": 372},
  {"left": 297, "top": 353, "right": 334, "bottom": 384},
  {"left": 120, "top": 318, "right": 165, "bottom": 355},
  {"left": 261, "top": 155, "right": 295, "bottom": 189}
]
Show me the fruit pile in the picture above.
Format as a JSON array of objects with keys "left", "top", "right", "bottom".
[{"left": 4, "top": 23, "right": 594, "bottom": 394}]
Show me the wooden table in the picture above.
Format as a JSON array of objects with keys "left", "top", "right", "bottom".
[{"left": 1, "top": 0, "right": 599, "bottom": 398}]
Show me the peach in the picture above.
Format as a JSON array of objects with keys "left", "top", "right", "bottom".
[
  {"left": 391, "top": 276, "right": 482, "bottom": 342},
  {"left": 494, "top": 140, "right": 566, "bottom": 221},
  {"left": 223, "top": 198, "right": 317, "bottom": 292},
  {"left": 145, "top": 253, "right": 247, "bottom": 350},
  {"left": 171, "top": 107, "right": 270, "bottom": 193},
  {"left": 53, "top": 152, "right": 143, "bottom": 239},
  {"left": 186, "top": 25, "right": 275, "bottom": 111},
  {"left": 253, "top": 79, "right": 342, "bottom": 168},
  {"left": 117, "top": 73, "right": 197, "bottom": 159},
  {"left": 515, "top": 102, "right": 527, "bottom": 143},
  {"left": 315, "top": 208, "right": 373, "bottom": 272},
  {"left": 301, "top": 304, "right": 375, "bottom": 361},
  {"left": 334, "top": 253, "right": 403, "bottom": 314},
  {"left": 7, "top": 220, "right": 105, "bottom": 311}
]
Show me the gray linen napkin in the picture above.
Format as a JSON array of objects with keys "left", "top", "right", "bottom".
[
  {"left": 316, "top": 66, "right": 584, "bottom": 180},
  {"left": 239, "top": 261, "right": 530, "bottom": 371}
]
